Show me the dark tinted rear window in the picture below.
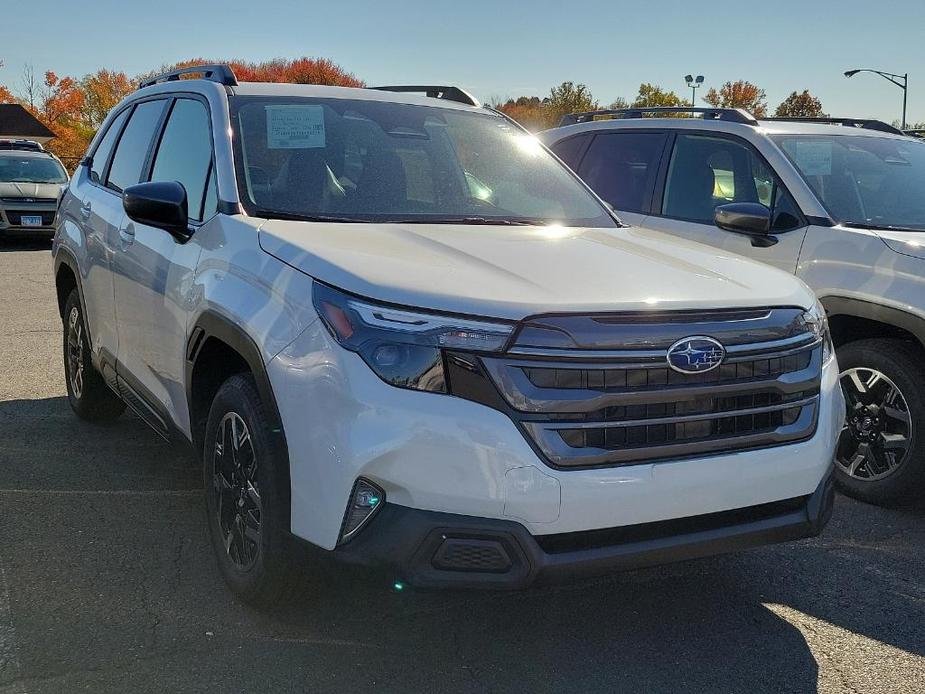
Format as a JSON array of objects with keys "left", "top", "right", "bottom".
[{"left": 578, "top": 132, "right": 667, "bottom": 213}]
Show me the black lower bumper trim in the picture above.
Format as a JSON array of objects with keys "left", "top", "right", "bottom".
[{"left": 333, "top": 469, "right": 835, "bottom": 590}]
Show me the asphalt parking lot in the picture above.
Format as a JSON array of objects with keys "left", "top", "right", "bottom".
[{"left": 0, "top": 242, "right": 923, "bottom": 693}]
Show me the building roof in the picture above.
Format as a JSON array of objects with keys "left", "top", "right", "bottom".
[{"left": 0, "top": 104, "right": 56, "bottom": 144}]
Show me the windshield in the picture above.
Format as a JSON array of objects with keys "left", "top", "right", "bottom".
[
  {"left": 230, "top": 96, "right": 615, "bottom": 227},
  {"left": 0, "top": 155, "right": 67, "bottom": 184},
  {"left": 773, "top": 133, "right": 925, "bottom": 230}
]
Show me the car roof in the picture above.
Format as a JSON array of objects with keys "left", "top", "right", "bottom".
[
  {"left": 0, "top": 149, "right": 56, "bottom": 158},
  {"left": 228, "top": 82, "right": 486, "bottom": 113},
  {"left": 133, "top": 78, "right": 489, "bottom": 115},
  {"left": 755, "top": 119, "right": 910, "bottom": 139},
  {"left": 540, "top": 116, "right": 913, "bottom": 142}
]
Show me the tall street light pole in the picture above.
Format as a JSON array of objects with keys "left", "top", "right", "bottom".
[
  {"left": 844, "top": 68, "right": 909, "bottom": 130},
  {"left": 685, "top": 74, "right": 705, "bottom": 107}
]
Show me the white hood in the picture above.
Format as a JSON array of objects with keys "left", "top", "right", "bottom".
[
  {"left": 875, "top": 229, "right": 925, "bottom": 262},
  {"left": 0, "top": 181, "right": 65, "bottom": 200},
  {"left": 258, "top": 221, "right": 815, "bottom": 320}
]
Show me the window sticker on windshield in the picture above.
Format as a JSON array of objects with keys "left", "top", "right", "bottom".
[
  {"left": 265, "top": 105, "right": 325, "bottom": 149},
  {"left": 793, "top": 141, "right": 833, "bottom": 176}
]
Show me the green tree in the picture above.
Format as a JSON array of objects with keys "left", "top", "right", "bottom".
[
  {"left": 632, "top": 83, "right": 686, "bottom": 108},
  {"left": 546, "top": 81, "right": 597, "bottom": 125},
  {"left": 774, "top": 90, "right": 824, "bottom": 118},
  {"left": 704, "top": 80, "right": 768, "bottom": 117}
]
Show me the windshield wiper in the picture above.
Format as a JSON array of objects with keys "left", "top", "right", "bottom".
[
  {"left": 253, "top": 209, "right": 546, "bottom": 226},
  {"left": 842, "top": 221, "right": 925, "bottom": 232},
  {"left": 383, "top": 216, "right": 541, "bottom": 226},
  {"left": 253, "top": 208, "right": 373, "bottom": 224}
]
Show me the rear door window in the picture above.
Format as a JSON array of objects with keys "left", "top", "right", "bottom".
[
  {"left": 577, "top": 132, "right": 667, "bottom": 213},
  {"left": 106, "top": 100, "right": 166, "bottom": 193}
]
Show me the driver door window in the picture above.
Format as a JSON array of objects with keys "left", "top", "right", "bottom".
[
  {"left": 661, "top": 134, "right": 802, "bottom": 231},
  {"left": 641, "top": 133, "right": 808, "bottom": 273}
]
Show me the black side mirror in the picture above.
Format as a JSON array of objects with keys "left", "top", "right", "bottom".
[
  {"left": 123, "top": 181, "right": 190, "bottom": 241},
  {"left": 714, "top": 202, "right": 777, "bottom": 247}
]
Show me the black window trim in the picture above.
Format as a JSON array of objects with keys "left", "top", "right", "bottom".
[
  {"left": 143, "top": 93, "right": 217, "bottom": 228},
  {"left": 650, "top": 129, "right": 808, "bottom": 233}
]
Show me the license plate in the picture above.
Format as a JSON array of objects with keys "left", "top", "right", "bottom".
[{"left": 21, "top": 215, "right": 43, "bottom": 227}]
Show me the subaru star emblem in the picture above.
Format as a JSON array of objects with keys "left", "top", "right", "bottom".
[{"left": 666, "top": 336, "right": 726, "bottom": 374}]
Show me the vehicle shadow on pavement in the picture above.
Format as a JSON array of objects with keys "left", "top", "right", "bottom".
[
  {"left": 0, "top": 239, "right": 52, "bottom": 253},
  {"left": 2, "top": 396, "right": 924, "bottom": 692}
]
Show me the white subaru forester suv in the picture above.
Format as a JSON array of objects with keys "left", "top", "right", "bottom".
[{"left": 53, "top": 66, "right": 843, "bottom": 604}]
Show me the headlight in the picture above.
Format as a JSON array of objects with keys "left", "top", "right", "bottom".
[
  {"left": 801, "top": 300, "right": 833, "bottom": 364},
  {"left": 312, "top": 282, "right": 514, "bottom": 392}
]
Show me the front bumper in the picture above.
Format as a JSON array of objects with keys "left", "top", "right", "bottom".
[
  {"left": 269, "top": 319, "right": 845, "bottom": 551},
  {"left": 0, "top": 205, "right": 57, "bottom": 237},
  {"left": 334, "top": 470, "right": 835, "bottom": 589}
]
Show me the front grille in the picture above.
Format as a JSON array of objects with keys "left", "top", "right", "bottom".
[
  {"left": 477, "top": 308, "right": 822, "bottom": 468},
  {"left": 5, "top": 210, "right": 55, "bottom": 226},
  {"left": 0, "top": 197, "right": 57, "bottom": 204},
  {"left": 432, "top": 538, "right": 513, "bottom": 573}
]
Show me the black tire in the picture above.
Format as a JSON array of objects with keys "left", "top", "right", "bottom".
[
  {"left": 62, "top": 289, "right": 125, "bottom": 422},
  {"left": 203, "top": 373, "right": 299, "bottom": 606},
  {"left": 834, "top": 338, "right": 925, "bottom": 505}
]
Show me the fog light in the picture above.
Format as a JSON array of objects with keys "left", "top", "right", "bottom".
[{"left": 339, "top": 478, "right": 385, "bottom": 544}]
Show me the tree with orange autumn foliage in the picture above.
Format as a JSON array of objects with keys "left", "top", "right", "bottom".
[
  {"left": 81, "top": 69, "right": 136, "bottom": 128},
  {"left": 495, "top": 96, "right": 550, "bottom": 131},
  {"left": 0, "top": 56, "right": 363, "bottom": 169},
  {"left": 703, "top": 80, "right": 768, "bottom": 117},
  {"left": 0, "top": 61, "right": 13, "bottom": 104},
  {"left": 140, "top": 57, "right": 364, "bottom": 87}
]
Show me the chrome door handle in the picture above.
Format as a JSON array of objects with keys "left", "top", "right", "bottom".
[
  {"left": 119, "top": 224, "right": 135, "bottom": 246},
  {"left": 79, "top": 202, "right": 92, "bottom": 219}
]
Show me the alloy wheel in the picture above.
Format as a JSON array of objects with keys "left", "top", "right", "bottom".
[
  {"left": 836, "top": 367, "right": 913, "bottom": 481},
  {"left": 66, "top": 306, "right": 85, "bottom": 399},
  {"left": 212, "top": 412, "right": 262, "bottom": 570}
]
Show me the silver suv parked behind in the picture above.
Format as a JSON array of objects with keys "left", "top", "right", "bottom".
[{"left": 541, "top": 109, "right": 925, "bottom": 505}]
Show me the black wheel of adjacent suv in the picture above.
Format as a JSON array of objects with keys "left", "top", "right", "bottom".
[
  {"left": 62, "top": 289, "right": 125, "bottom": 422},
  {"left": 834, "top": 339, "right": 925, "bottom": 506},
  {"left": 203, "top": 373, "right": 298, "bottom": 606}
]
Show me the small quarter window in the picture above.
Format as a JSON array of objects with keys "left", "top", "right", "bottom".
[
  {"left": 89, "top": 109, "right": 129, "bottom": 184},
  {"left": 550, "top": 134, "right": 591, "bottom": 170}
]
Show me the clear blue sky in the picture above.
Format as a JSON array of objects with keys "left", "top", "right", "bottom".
[{"left": 2, "top": 0, "right": 923, "bottom": 124}]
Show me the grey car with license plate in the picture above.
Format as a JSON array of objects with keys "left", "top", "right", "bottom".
[{"left": 0, "top": 141, "right": 68, "bottom": 239}]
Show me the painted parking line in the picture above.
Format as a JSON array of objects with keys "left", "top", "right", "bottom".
[{"left": 0, "top": 489, "right": 199, "bottom": 497}]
